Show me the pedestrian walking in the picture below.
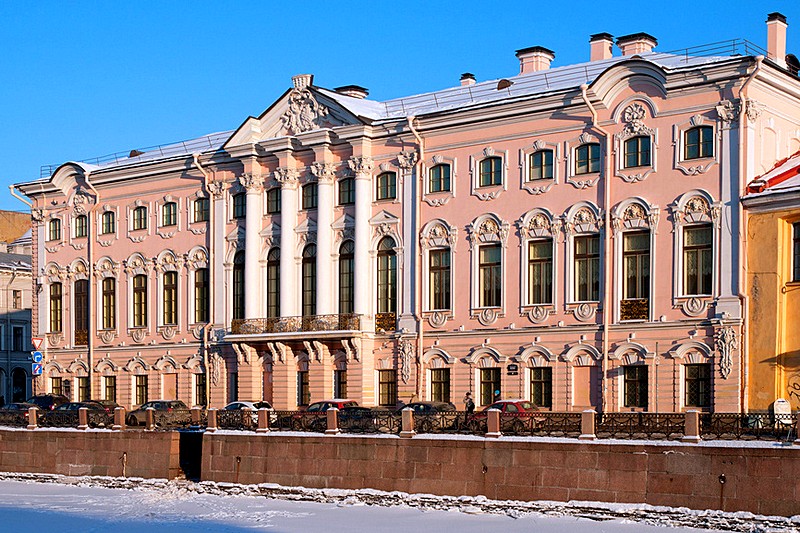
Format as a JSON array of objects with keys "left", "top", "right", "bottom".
[{"left": 464, "top": 392, "right": 475, "bottom": 414}]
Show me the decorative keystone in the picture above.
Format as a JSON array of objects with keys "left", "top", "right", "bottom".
[
  {"left": 682, "top": 410, "right": 701, "bottom": 443},
  {"left": 27, "top": 407, "right": 38, "bottom": 430},
  {"left": 399, "top": 407, "right": 416, "bottom": 438},
  {"left": 257, "top": 408, "right": 270, "bottom": 433},
  {"left": 206, "top": 408, "right": 218, "bottom": 433},
  {"left": 485, "top": 409, "right": 501, "bottom": 438},
  {"left": 579, "top": 409, "right": 596, "bottom": 440},
  {"left": 113, "top": 407, "right": 126, "bottom": 431},
  {"left": 325, "top": 407, "right": 340, "bottom": 435},
  {"left": 78, "top": 407, "right": 89, "bottom": 430}
]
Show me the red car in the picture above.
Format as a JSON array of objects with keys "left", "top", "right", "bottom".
[{"left": 467, "top": 399, "right": 539, "bottom": 433}]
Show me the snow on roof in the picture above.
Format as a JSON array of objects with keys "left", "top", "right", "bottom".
[
  {"left": 745, "top": 149, "right": 800, "bottom": 197},
  {"left": 11, "top": 229, "right": 31, "bottom": 246},
  {"left": 0, "top": 251, "right": 31, "bottom": 271}
]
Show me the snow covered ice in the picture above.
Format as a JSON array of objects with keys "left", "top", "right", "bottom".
[{"left": 0, "top": 474, "right": 796, "bottom": 532}]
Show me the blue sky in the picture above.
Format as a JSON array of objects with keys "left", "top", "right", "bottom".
[{"left": 2, "top": 1, "right": 799, "bottom": 212}]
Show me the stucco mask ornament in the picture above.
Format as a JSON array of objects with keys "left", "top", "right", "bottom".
[
  {"left": 399, "top": 339, "right": 415, "bottom": 384},
  {"left": 574, "top": 208, "right": 596, "bottom": 225},
  {"left": 686, "top": 196, "right": 710, "bottom": 214},
  {"left": 280, "top": 89, "right": 345, "bottom": 135},
  {"left": 622, "top": 103, "right": 648, "bottom": 134},
  {"left": 72, "top": 191, "right": 92, "bottom": 215},
  {"left": 715, "top": 326, "right": 737, "bottom": 379},
  {"left": 623, "top": 204, "right": 646, "bottom": 221},
  {"left": 715, "top": 100, "right": 739, "bottom": 123}
]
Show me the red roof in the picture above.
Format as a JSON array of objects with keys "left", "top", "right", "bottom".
[{"left": 746, "top": 149, "right": 800, "bottom": 194}]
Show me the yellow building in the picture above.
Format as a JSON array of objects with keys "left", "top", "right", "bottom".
[{"left": 743, "top": 152, "right": 800, "bottom": 411}]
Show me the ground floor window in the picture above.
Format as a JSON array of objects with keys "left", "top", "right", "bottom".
[
  {"left": 530, "top": 367, "right": 552, "bottom": 408},
  {"left": 297, "top": 371, "right": 310, "bottom": 406},
  {"left": 135, "top": 375, "right": 148, "bottom": 406},
  {"left": 685, "top": 363, "right": 711, "bottom": 408},
  {"left": 623, "top": 365, "right": 648, "bottom": 409},
  {"left": 334, "top": 370, "right": 347, "bottom": 399},
  {"left": 104, "top": 376, "right": 116, "bottom": 402},
  {"left": 228, "top": 373, "right": 238, "bottom": 403},
  {"left": 479, "top": 368, "right": 501, "bottom": 406},
  {"left": 430, "top": 368, "right": 450, "bottom": 403},
  {"left": 51, "top": 376, "right": 63, "bottom": 396},
  {"left": 378, "top": 370, "right": 397, "bottom": 407},
  {"left": 77, "top": 377, "right": 89, "bottom": 402},
  {"left": 195, "top": 373, "right": 207, "bottom": 407}
]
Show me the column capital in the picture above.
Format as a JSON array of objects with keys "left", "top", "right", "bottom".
[
  {"left": 397, "top": 150, "right": 419, "bottom": 170},
  {"left": 347, "top": 156, "right": 374, "bottom": 177},
  {"left": 207, "top": 180, "right": 226, "bottom": 199},
  {"left": 274, "top": 167, "right": 300, "bottom": 188},
  {"left": 238, "top": 173, "right": 264, "bottom": 193},
  {"left": 310, "top": 161, "right": 337, "bottom": 183}
]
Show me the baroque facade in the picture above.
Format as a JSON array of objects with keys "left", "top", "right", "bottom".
[{"left": 14, "top": 13, "right": 800, "bottom": 412}]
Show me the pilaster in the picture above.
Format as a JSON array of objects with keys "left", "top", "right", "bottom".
[
  {"left": 397, "top": 150, "right": 418, "bottom": 331},
  {"left": 209, "top": 180, "right": 227, "bottom": 325}
]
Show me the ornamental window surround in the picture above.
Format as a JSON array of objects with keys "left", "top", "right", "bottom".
[
  {"left": 422, "top": 155, "right": 457, "bottom": 206},
  {"left": 48, "top": 218, "right": 62, "bottom": 242},
  {"left": 518, "top": 209, "right": 559, "bottom": 321},
  {"left": 161, "top": 202, "right": 177, "bottom": 227},
  {"left": 468, "top": 214, "right": 509, "bottom": 325},
  {"left": 563, "top": 203, "right": 603, "bottom": 309},
  {"left": 420, "top": 219, "right": 457, "bottom": 325},
  {"left": 565, "top": 133, "right": 602, "bottom": 189},
  {"left": 520, "top": 141, "right": 559, "bottom": 195},
  {"left": 470, "top": 148, "right": 508, "bottom": 201},
  {"left": 429, "top": 164, "right": 451, "bottom": 193},
  {"left": 101, "top": 210, "right": 116, "bottom": 235},
  {"left": 685, "top": 126, "right": 714, "bottom": 160},
  {"left": 132, "top": 206, "right": 148, "bottom": 230},
  {"left": 614, "top": 101, "right": 657, "bottom": 183}
]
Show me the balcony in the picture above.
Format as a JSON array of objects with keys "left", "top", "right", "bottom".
[
  {"left": 74, "top": 329, "right": 88, "bottom": 346},
  {"left": 620, "top": 299, "right": 649, "bottom": 321},
  {"left": 375, "top": 312, "right": 396, "bottom": 333},
  {"left": 230, "top": 314, "right": 362, "bottom": 336}
]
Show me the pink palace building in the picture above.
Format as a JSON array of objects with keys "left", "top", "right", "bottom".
[{"left": 14, "top": 13, "right": 800, "bottom": 413}]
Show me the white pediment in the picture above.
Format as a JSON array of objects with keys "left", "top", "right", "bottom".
[
  {"left": 259, "top": 222, "right": 280, "bottom": 237},
  {"left": 369, "top": 210, "right": 399, "bottom": 226},
  {"left": 332, "top": 213, "right": 354, "bottom": 230},
  {"left": 294, "top": 217, "right": 317, "bottom": 234},
  {"left": 225, "top": 87, "right": 364, "bottom": 148},
  {"left": 226, "top": 226, "right": 245, "bottom": 242}
]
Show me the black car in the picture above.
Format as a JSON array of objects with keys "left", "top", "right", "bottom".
[{"left": 26, "top": 394, "right": 69, "bottom": 411}]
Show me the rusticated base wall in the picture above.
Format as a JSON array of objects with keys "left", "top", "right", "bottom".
[
  {"left": 0, "top": 429, "right": 181, "bottom": 479},
  {"left": 203, "top": 434, "right": 800, "bottom": 517}
]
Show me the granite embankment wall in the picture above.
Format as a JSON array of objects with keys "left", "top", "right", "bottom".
[
  {"left": 0, "top": 429, "right": 181, "bottom": 479},
  {"left": 202, "top": 433, "right": 800, "bottom": 517}
]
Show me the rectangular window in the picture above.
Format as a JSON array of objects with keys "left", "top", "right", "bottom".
[
  {"left": 624, "top": 136, "right": 651, "bottom": 168},
  {"left": 302, "top": 184, "right": 318, "bottom": 209},
  {"left": 334, "top": 370, "right": 347, "bottom": 399},
  {"left": 527, "top": 239, "right": 553, "bottom": 305},
  {"left": 195, "top": 373, "right": 207, "bottom": 406},
  {"left": 685, "top": 364, "right": 711, "bottom": 408},
  {"left": 530, "top": 367, "right": 552, "bottom": 408},
  {"left": 266, "top": 188, "right": 281, "bottom": 214},
  {"left": 478, "top": 244, "right": 502, "bottom": 307},
  {"left": 193, "top": 198, "right": 209, "bottom": 223},
  {"left": 378, "top": 369, "right": 397, "bottom": 406},
  {"left": 297, "top": 370, "right": 310, "bottom": 406},
  {"left": 228, "top": 373, "right": 238, "bottom": 403},
  {"left": 429, "top": 164, "right": 451, "bottom": 192},
  {"left": 623, "top": 365, "right": 648, "bottom": 409},
  {"left": 529, "top": 150, "right": 553, "bottom": 180},
  {"left": 74, "top": 215, "right": 87, "bottom": 238},
  {"left": 684, "top": 225, "right": 713, "bottom": 295},
  {"left": 376, "top": 172, "right": 397, "bottom": 200},
  {"left": 12, "top": 326, "right": 24, "bottom": 352},
  {"left": 12, "top": 290, "right": 22, "bottom": 309},
  {"left": 133, "top": 275, "right": 147, "bottom": 328},
  {"left": 163, "top": 271, "right": 177, "bottom": 325},
  {"left": 135, "top": 375, "right": 148, "bottom": 406},
  {"left": 49, "top": 283, "right": 62, "bottom": 333},
  {"left": 74, "top": 280, "right": 88, "bottom": 344},
  {"left": 338, "top": 178, "right": 355, "bottom": 205},
  {"left": 430, "top": 368, "right": 450, "bottom": 403},
  {"left": 194, "top": 269, "right": 209, "bottom": 323},
  {"left": 429, "top": 248, "right": 451, "bottom": 310},
  {"left": 685, "top": 126, "right": 714, "bottom": 160},
  {"left": 574, "top": 235, "right": 600, "bottom": 301},
  {"left": 101, "top": 211, "right": 115, "bottom": 234},
  {"left": 51, "top": 377, "right": 62, "bottom": 396},
  {"left": 233, "top": 257, "right": 245, "bottom": 320},
  {"left": 232, "top": 193, "right": 246, "bottom": 219},
  {"left": 104, "top": 376, "right": 117, "bottom": 402},
  {"left": 48, "top": 219, "right": 61, "bottom": 241},
  {"left": 576, "top": 143, "right": 600, "bottom": 174},
  {"left": 479, "top": 368, "right": 501, "bottom": 406},
  {"left": 77, "top": 376, "right": 89, "bottom": 402},
  {"left": 479, "top": 157, "right": 502, "bottom": 187},
  {"left": 102, "top": 278, "right": 116, "bottom": 329},
  {"left": 133, "top": 206, "right": 147, "bottom": 230},
  {"left": 623, "top": 231, "right": 650, "bottom": 299},
  {"left": 162, "top": 202, "right": 177, "bottom": 226},
  {"left": 794, "top": 222, "right": 800, "bottom": 282},
  {"left": 266, "top": 252, "right": 280, "bottom": 318}
]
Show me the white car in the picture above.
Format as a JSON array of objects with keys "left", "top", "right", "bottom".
[{"left": 220, "top": 401, "right": 275, "bottom": 427}]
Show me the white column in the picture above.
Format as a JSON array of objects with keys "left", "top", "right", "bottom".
[
  {"left": 210, "top": 182, "right": 227, "bottom": 325},
  {"left": 276, "top": 167, "right": 299, "bottom": 317},
  {"left": 311, "top": 162, "right": 336, "bottom": 316},
  {"left": 348, "top": 156, "right": 374, "bottom": 327},
  {"left": 397, "top": 151, "right": 418, "bottom": 331},
  {"left": 239, "top": 174, "right": 263, "bottom": 320}
]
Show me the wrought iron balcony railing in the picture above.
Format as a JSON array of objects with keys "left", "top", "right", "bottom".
[
  {"left": 74, "top": 329, "right": 88, "bottom": 346},
  {"left": 231, "top": 314, "right": 362, "bottom": 335},
  {"left": 375, "top": 312, "right": 396, "bottom": 333},
  {"left": 620, "top": 299, "right": 649, "bottom": 321}
]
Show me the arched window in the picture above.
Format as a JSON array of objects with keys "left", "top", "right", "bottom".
[
  {"left": 302, "top": 244, "right": 317, "bottom": 317},
  {"left": 376, "top": 172, "right": 396, "bottom": 200},
  {"left": 48, "top": 219, "right": 61, "bottom": 241},
  {"left": 162, "top": 271, "right": 177, "bottom": 325},
  {"left": 49, "top": 283, "right": 62, "bottom": 333},
  {"left": 339, "top": 240, "right": 354, "bottom": 314},
  {"left": 133, "top": 274, "right": 147, "bottom": 327},
  {"left": 623, "top": 136, "right": 651, "bottom": 168},
  {"left": 102, "top": 278, "right": 116, "bottom": 329},
  {"left": 684, "top": 126, "right": 714, "bottom": 159},
  {"left": 377, "top": 237, "right": 397, "bottom": 314},
  {"left": 479, "top": 157, "right": 502, "bottom": 186},
  {"left": 193, "top": 198, "right": 209, "bottom": 223},
  {"left": 74, "top": 279, "right": 88, "bottom": 345},
  {"left": 74, "top": 215, "right": 88, "bottom": 238},
  {"left": 429, "top": 164, "right": 451, "bottom": 192},
  {"left": 133, "top": 206, "right": 148, "bottom": 230},
  {"left": 528, "top": 150, "right": 553, "bottom": 181},
  {"left": 302, "top": 183, "right": 318, "bottom": 209},
  {"left": 232, "top": 251, "right": 245, "bottom": 320},
  {"left": 575, "top": 143, "right": 600, "bottom": 174},
  {"left": 266, "top": 248, "right": 280, "bottom": 318},
  {"left": 194, "top": 268, "right": 209, "bottom": 323}
]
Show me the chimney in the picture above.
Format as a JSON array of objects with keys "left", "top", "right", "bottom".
[
  {"left": 616, "top": 33, "right": 658, "bottom": 56},
  {"left": 292, "top": 74, "right": 314, "bottom": 89},
  {"left": 590, "top": 33, "right": 614, "bottom": 61},
  {"left": 334, "top": 85, "right": 369, "bottom": 99},
  {"left": 460, "top": 73, "right": 476, "bottom": 86},
  {"left": 515, "top": 46, "right": 555, "bottom": 74},
  {"left": 767, "top": 12, "right": 788, "bottom": 69}
]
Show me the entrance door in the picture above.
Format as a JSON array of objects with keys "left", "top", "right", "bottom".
[
  {"left": 12, "top": 368, "right": 27, "bottom": 402},
  {"left": 164, "top": 373, "right": 178, "bottom": 400}
]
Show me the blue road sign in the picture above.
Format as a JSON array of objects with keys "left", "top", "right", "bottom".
[
  {"left": 32, "top": 351, "right": 43, "bottom": 363},
  {"left": 32, "top": 363, "right": 43, "bottom": 376}
]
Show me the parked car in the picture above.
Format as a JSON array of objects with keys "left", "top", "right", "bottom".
[
  {"left": 468, "top": 399, "right": 539, "bottom": 433},
  {"left": 221, "top": 401, "right": 275, "bottom": 426},
  {"left": 47, "top": 401, "right": 112, "bottom": 428},
  {"left": 337, "top": 405, "right": 377, "bottom": 432},
  {"left": 279, "top": 399, "right": 358, "bottom": 431},
  {"left": 94, "top": 399, "right": 122, "bottom": 414},
  {"left": 0, "top": 402, "right": 36, "bottom": 425},
  {"left": 305, "top": 399, "right": 358, "bottom": 412},
  {"left": 55, "top": 401, "right": 107, "bottom": 412},
  {"left": 1, "top": 402, "right": 36, "bottom": 412},
  {"left": 26, "top": 394, "right": 69, "bottom": 411},
  {"left": 405, "top": 401, "right": 459, "bottom": 432},
  {"left": 126, "top": 400, "right": 188, "bottom": 426}
]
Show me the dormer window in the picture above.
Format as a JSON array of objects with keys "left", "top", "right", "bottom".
[
  {"left": 684, "top": 126, "right": 714, "bottom": 160},
  {"left": 528, "top": 150, "right": 553, "bottom": 181},
  {"left": 479, "top": 157, "right": 502, "bottom": 186},
  {"left": 624, "top": 136, "right": 651, "bottom": 168},
  {"left": 575, "top": 144, "right": 600, "bottom": 175}
]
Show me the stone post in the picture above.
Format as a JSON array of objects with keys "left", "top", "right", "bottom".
[
  {"left": 325, "top": 407, "right": 340, "bottom": 435},
  {"left": 399, "top": 407, "right": 416, "bottom": 438},
  {"left": 113, "top": 407, "right": 126, "bottom": 431},
  {"left": 683, "top": 410, "right": 701, "bottom": 443},
  {"left": 207, "top": 408, "right": 218, "bottom": 433},
  {"left": 486, "top": 408, "right": 501, "bottom": 438},
  {"left": 26, "top": 407, "right": 37, "bottom": 430},
  {"left": 242, "top": 407, "right": 254, "bottom": 430},
  {"left": 191, "top": 407, "right": 202, "bottom": 426},
  {"left": 579, "top": 409, "right": 596, "bottom": 440},
  {"left": 78, "top": 407, "right": 89, "bottom": 430},
  {"left": 145, "top": 407, "right": 155, "bottom": 431},
  {"left": 794, "top": 413, "right": 800, "bottom": 446},
  {"left": 257, "top": 408, "right": 270, "bottom": 433}
]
